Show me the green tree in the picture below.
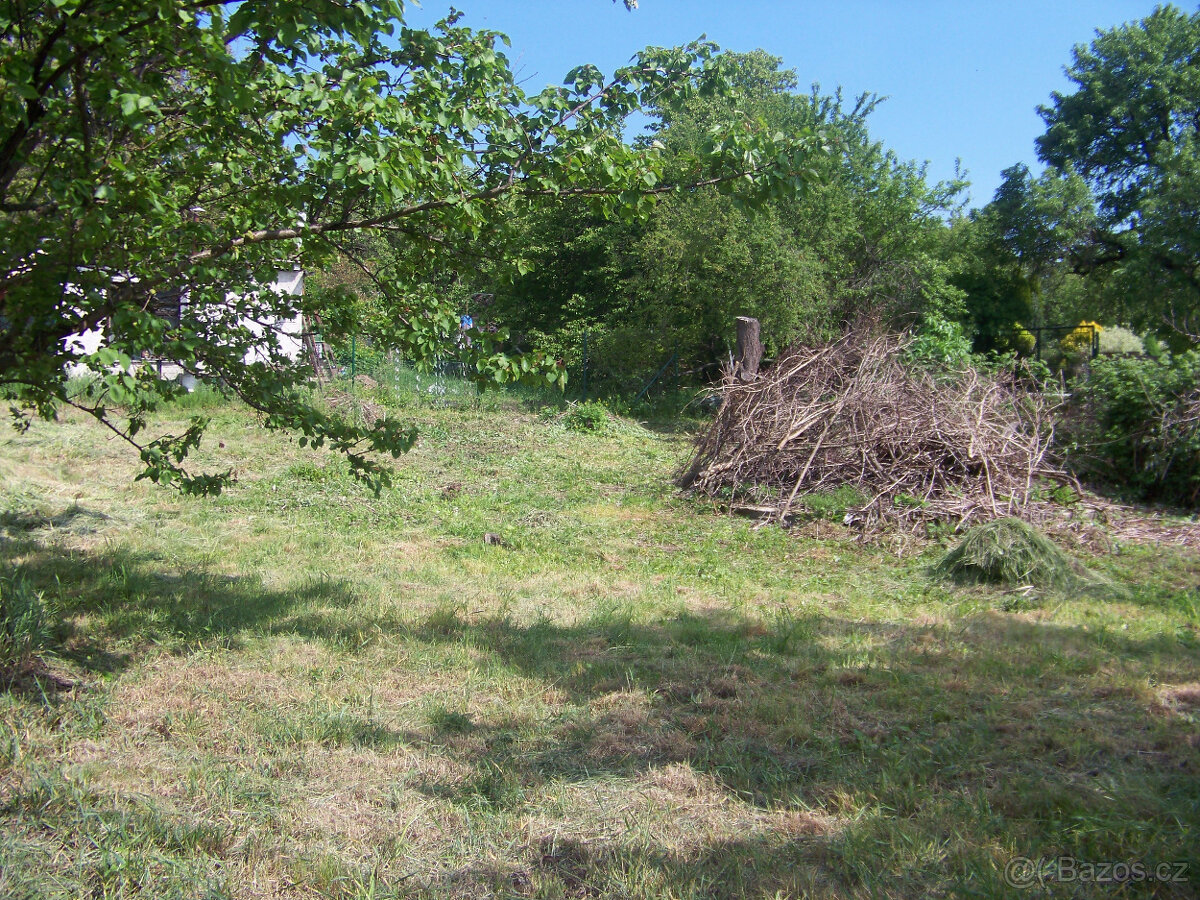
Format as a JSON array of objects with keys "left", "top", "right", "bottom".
[
  {"left": 954, "top": 163, "right": 1097, "bottom": 349},
  {"left": 494, "top": 52, "right": 966, "bottom": 383},
  {"left": 0, "top": 0, "right": 820, "bottom": 492},
  {"left": 637, "top": 54, "right": 966, "bottom": 354},
  {"left": 1035, "top": 4, "right": 1200, "bottom": 340}
]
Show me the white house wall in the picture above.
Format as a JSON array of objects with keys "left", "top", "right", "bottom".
[
  {"left": 63, "top": 270, "right": 306, "bottom": 380},
  {"left": 237, "top": 269, "right": 305, "bottom": 366}
]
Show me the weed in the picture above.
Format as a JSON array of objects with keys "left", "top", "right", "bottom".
[
  {"left": 424, "top": 602, "right": 464, "bottom": 636},
  {"left": 0, "top": 569, "right": 55, "bottom": 680},
  {"left": 763, "top": 608, "right": 811, "bottom": 654},
  {"left": 427, "top": 704, "right": 474, "bottom": 733},
  {"left": 562, "top": 400, "right": 610, "bottom": 432},
  {"left": 801, "top": 485, "right": 868, "bottom": 521},
  {"left": 284, "top": 460, "right": 336, "bottom": 484},
  {"left": 1049, "top": 483, "right": 1080, "bottom": 505},
  {"left": 161, "top": 380, "right": 229, "bottom": 410},
  {"left": 456, "top": 760, "right": 524, "bottom": 808}
]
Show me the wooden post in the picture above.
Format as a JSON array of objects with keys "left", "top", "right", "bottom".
[
  {"left": 734, "top": 316, "right": 763, "bottom": 381},
  {"left": 581, "top": 328, "right": 588, "bottom": 401}
]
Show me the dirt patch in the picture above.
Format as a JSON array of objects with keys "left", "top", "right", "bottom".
[{"left": 1156, "top": 682, "right": 1200, "bottom": 716}]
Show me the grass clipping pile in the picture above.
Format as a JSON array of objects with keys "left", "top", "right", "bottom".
[
  {"left": 679, "top": 332, "right": 1060, "bottom": 532},
  {"left": 934, "top": 518, "right": 1097, "bottom": 591}
]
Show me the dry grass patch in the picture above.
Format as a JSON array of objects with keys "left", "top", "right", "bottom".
[
  {"left": 530, "top": 762, "right": 837, "bottom": 855},
  {"left": 1155, "top": 682, "right": 1200, "bottom": 717}
]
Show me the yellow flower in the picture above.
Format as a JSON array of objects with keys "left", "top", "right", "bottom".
[{"left": 1060, "top": 320, "right": 1102, "bottom": 356}]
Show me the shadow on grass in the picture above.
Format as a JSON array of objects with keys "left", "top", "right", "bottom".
[
  {"left": 1, "top": 521, "right": 364, "bottom": 679},
  {"left": 0, "top": 504, "right": 112, "bottom": 534},
  {"left": 404, "top": 603, "right": 1198, "bottom": 896},
  {"left": 3, "top": 518, "right": 1199, "bottom": 897},
  {"left": 440, "top": 833, "right": 847, "bottom": 899}
]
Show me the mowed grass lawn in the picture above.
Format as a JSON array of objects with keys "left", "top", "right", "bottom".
[{"left": 1, "top": 389, "right": 1198, "bottom": 899}]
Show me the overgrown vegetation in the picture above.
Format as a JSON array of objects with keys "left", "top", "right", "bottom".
[
  {"left": 2, "top": 2, "right": 1200, "bottom": 897},
  {"left": 2, "top": 0, "right": 818, "bottom": 492},
  {"left": 5, "top": 2, "right": 1195, "bottom": 508},
  {"left": 1064, "top": 353, "right": 1200, "bottom": 507},
  {"left": 484, "top": 52, "right": 967, "bottom": 389},
  {"left": 562, "top": 400, "right": 611, "bottom": 433}
]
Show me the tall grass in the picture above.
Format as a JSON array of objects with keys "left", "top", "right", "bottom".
[
  {"left": 934, "top": 518, "right": 1096, "bottom": 590},
  {"left": 0, "top": 569, "right": 54, "bottom": 679}
]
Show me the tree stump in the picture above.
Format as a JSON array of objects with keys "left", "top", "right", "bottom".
[{"left": 734, "top": 316, "right": 763, "bottom": 381}]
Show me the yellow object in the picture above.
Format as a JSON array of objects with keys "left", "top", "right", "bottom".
[
  {"left": 1060, "top": 320, "right": 1102, "bottom": 356},
  {"left": 1010, "top": 324, "right": 1036, "bottom": 355}
]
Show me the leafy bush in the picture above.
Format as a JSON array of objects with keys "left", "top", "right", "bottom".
[
  {"left": 1007, "top": 324, "right": 1036, "bottom": 356},
  {"left": 563, "top": 401, "right": 610, "bottom": 433},
  {"left": 524, "top": 316, "right": 676, "bottom": 401},
  {"left": 1060, "top": 320, "right": 1101, "bottom": 358},
  {"left": 906, "top": 314, "right": 972, "bottom": 367},
  {"left": 1, "top": 570, "right": 54, "bottom": 678},
  {"left": 1063, "top": 352, "right": 1200, "bottom": 506},
  {"left": 1098, "top": 326, "right": 1144, "bottom": 356}
]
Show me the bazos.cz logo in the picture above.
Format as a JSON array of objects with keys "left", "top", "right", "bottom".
[{"left": 1004, "top": 856, "right": 1190, "bottom": 889}]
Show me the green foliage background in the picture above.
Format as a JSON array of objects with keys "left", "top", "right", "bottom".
[
  {"left": 478, "top": 52, "right": 967, "bottom": 386},
  {"left": 1065, "top": 353, "right": 1200, "bottom": 507}
]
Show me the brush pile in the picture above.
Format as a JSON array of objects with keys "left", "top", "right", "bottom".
[{"left": 679, "top": 332, "right": 1062, "bottom": 531}]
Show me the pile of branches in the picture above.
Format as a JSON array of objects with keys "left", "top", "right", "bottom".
[{"left": 679, "top": 332, "right": 1063, "bottom": 531}]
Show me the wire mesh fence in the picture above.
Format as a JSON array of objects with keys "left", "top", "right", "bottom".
[{"left": 311, "top": 329, "right": 718, "bottom": 411}]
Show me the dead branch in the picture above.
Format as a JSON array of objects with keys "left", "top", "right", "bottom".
[{"left": 679, "top": 331, "right": 1065, "bottom": 532}]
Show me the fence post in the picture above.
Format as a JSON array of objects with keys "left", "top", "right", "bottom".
[
  {"left": 581, "top": 329, "right": 588, "bottom": 402},
  {"left": 734, "top": 317, "right": 763, "bottom": 381}
]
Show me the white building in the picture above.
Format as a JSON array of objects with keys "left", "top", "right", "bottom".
[{"left": 64, "top": 269, "right": 305, "bottom": 386}]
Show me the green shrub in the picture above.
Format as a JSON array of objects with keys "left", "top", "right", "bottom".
[
  {"left": 1, "top": 570, "right": 54, "bottom": 678},
  {"left": 1098, "top": 326, "right": 1144, "bottom": 356},
  {"left": 1063, "top": 352, "right": 1200, "bottom": 507},
  {"left": 563, "top": 400, "right": 610, "bottom": 432},
  {"left": 906, "top": 314, "right": 972, "bottom": 368},
  {"left": 1060, "top": 320, "right": 1102, "bottom": 358},
  {"left": 1014, "top": 324, "right": 1036, "bottom": 356},
  {"left": 527, "top": 316, "right": 688, "bottom": 400}
]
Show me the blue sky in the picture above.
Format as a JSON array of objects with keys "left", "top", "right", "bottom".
[{"left": 404, "top": 0, "right": 1164, "bottom": 209}]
